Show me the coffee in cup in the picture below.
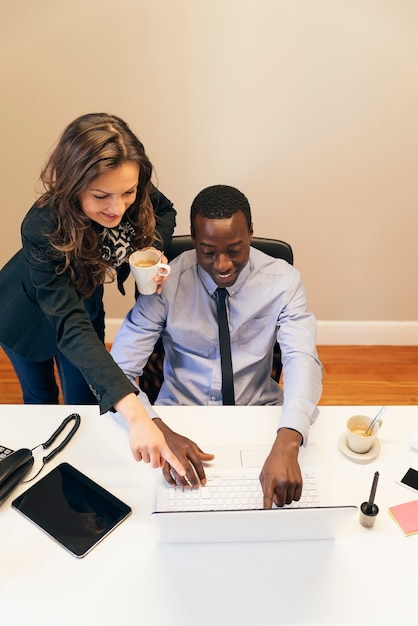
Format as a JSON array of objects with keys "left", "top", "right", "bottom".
[
  {"left": 346, "top": 415, "right": 382, "bottom": 454},
  {"left": 129, "top": 249, "right": 171, "bottom": 295},
  {"left": 133, "top": 259, "right": 157, "bottom": 269}
]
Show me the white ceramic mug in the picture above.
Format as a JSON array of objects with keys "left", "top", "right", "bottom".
[
  {"left": 346, "top": 415, "right": 382, "bottom": 454},
  {"left": 129, "top": 249, "right": 171, "bottom": 295}
]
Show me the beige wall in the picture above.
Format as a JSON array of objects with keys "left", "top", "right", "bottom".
[{"left": 1, "top": 1, "right": 417, "bottom": 325}]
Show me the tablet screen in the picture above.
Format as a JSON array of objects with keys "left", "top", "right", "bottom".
[{"left": 12, "top": 462, "right": 131, "bottom": 557}]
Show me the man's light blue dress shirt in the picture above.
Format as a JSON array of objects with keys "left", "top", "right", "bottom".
[{"left": 111, "top": 247, "right": 322, "bottom": 444}]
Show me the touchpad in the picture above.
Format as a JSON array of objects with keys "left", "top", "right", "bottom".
[{"left": 240, "top": 447, "right": 270, "bottom": 468}]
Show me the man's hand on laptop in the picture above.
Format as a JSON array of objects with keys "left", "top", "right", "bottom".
[
  {"left": 259, "top": 428, "right": 303, "bottom": 508},
  {"left": 153, "top": 418, "right": 215, "bottom": 489}
]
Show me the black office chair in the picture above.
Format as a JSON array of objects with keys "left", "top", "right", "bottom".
[
  {"left": 166, "top": 235, "right": 293, "bottom": 265},
  {"left": 139, "top": 235, "right": 294, "bottom": 403}
]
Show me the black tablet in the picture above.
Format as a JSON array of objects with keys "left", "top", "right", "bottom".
[{"left": 12, "top": 462, "right": 132, "bottom": 558}]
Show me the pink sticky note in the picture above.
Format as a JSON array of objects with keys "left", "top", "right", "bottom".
[{"left": 389, "top": 500, "right": 418, "bottom": 536}]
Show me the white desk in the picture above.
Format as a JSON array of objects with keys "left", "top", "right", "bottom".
[{"left": 1, "top": 404, "right": 418, "bottom": 626}]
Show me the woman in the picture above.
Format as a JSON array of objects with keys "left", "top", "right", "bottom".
[{"left": 0, "top": 112, "right": 185, "bottom": 475}]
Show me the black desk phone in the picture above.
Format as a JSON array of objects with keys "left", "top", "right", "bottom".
[
  {"left": 0, "top": 448, "right": 34, "bottom": 505},
  {"left": 0, "top": 413, "right": 81, "bottom": 506}
]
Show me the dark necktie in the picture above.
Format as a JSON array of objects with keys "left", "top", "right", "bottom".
[{"left": 216, "top": 288, "right": 235, "bottom": 405}]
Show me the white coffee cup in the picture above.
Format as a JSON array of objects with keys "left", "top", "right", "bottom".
[
  {"left": 129, "top": 249, "right": 171, "bottom": 295},
  {"left": 346, "top": 415, "right": 382, "bottom": 454}
]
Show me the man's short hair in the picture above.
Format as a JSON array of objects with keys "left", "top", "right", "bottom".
[{"left": 190, "top": 185, "right": 252, "bottom": 235}]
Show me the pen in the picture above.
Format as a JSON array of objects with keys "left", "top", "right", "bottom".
[{"left": 366, "top": 471, "right": 379, "bottom": 514}]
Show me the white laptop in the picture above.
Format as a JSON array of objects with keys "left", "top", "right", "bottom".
[{"left": 152, "top": 443, "right": 357, "bottom": 543}]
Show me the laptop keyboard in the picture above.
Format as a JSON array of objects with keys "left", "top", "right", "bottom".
[
  {"left": 0, "top": 445, "right": 14, "bottom": 461},
  {"left": 165, "top": 470, "right": 320, "bottom": 511}
]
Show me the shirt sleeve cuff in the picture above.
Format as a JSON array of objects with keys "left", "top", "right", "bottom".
[{"left": 277, "top": 400, "right": 320, "bottom": 446}]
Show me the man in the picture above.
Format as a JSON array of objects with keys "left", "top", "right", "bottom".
[{"left": 111, "top": 185, "right": 322, "bottom": 508}]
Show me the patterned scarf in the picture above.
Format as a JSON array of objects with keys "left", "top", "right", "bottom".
[{"left": 95, "top": 218, "right": 136, "bottom": 268}]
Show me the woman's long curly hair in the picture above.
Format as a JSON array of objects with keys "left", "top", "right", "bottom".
[{"left": 38, "top": 113, "right": 155, "bottom": 296}]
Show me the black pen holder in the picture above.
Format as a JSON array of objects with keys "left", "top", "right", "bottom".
[{"left": 359, "top": 501, "right": 379, "bottom": 528}]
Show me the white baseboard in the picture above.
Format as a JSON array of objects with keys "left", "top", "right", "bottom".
[
  {"left": 316, "top": 321, "right": 418, "bottom": 345},
  {"left": 105, "top": 319, "right": 418, "bottom": 346}
]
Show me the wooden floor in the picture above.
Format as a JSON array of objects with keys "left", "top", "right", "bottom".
[
  {"left": 1, "top": 345, "right": 417, "bottom": 406},
  {"left": 316, "top": 345, "right": 418, "bottom": 405}
]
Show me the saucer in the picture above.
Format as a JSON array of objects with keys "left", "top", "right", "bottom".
[{"left": 338, "top": 433, "right": 381, "bottom": 463}]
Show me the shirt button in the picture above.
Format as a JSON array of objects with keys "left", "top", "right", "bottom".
[
  {"left": 215, "top": 374, "right": 220, "bottom": 380},
  {"left": 211, "top": 397, "right": 216, "bottom": 401}
]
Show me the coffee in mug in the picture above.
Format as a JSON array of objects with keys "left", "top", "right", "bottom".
[
  {"left": 133, "top": 259, "right": 157, "bottom": 269},
  {"left": 129, "top": 249, "right": 171, "bottom": 295}
]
